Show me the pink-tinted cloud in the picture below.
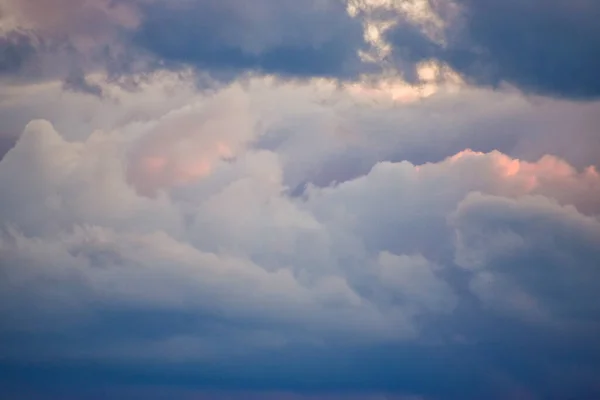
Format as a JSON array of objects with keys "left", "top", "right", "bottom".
[
  {"left": 1, "top": 60, "right": 600, "bottom": 399},
  {"left": 125, "top": 86, "right": 256, "bottom": 195},
  {"left": 2, "top": 0, "right": 141, "bottom": 35}
]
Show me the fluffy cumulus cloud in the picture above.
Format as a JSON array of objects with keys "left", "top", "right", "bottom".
[
  {"left": 1, "top": 2, "right": 600, "bottom": 399},
  {"left": 2, "top": 72, "right": 600, "bottom": 399}
]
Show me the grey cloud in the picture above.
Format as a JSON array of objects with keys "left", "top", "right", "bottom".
[
  {"left": 449, "top": 0, "right": 600, "bottom": 99},
  {"left": 387, "top": 0, "right": 600, "bottom": 99},
  {"left": 0, "top": 30, "right": 38, "bottom": 75},
  {"left": 452, "top": 193, "right": 600, "bottom": 322},
  {"left": 0, "top": 0, "right": 149, "bottom": 88},
  {"left": 132, "top": 0, "right": 368, "bottom": 80},
  {"left": 4, "top": 0, "right": 600, "bottom": 101},
  {"left": 63, "top": 68, "right": 104, "bottom": 97},
  {"left": 0, "top": 134, "right": 18, "bottom": 161},
  {"left": 0, "top": 0, "right": 371, "bottom": 86}
]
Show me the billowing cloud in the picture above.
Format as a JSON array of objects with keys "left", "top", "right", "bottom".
[
  {"left": 1, "top": 87, "right": 600, "bottom": 397},
  {"left": 2, "top": 4, "right": 600, "bottom": 395},
  {"left": 452, "top": 193, "right": 600, "bottom": 323},
  {"left": 0, "top": 119, "right": 457, "bottom": 340}
]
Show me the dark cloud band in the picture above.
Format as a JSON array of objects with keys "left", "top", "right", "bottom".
[{"left": 388, "top": 0, "right": 600, "bottom": 99}]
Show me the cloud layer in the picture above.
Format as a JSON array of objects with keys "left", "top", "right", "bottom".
[
  {"left": 2, "top": 1, "right": 600, "bottom": 399},
  {"left": 1, "top": 72, "right": 600, "bottom": 398},
  {"left": 2, "top": 0, "right": 600, "bottom": 98}
]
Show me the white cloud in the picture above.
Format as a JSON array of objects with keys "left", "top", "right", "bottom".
[
  {"left": 0, "top": 72, "right": 600, "bottom": 390},
  {"left": 0, "top": 119, "right": 182, "bottom": 237},
  {"left": 1, "top": 99, "right": 599, "bottom": 363},
  {"left": 0, "top": 118, "right": 460, "bottom": 353}
]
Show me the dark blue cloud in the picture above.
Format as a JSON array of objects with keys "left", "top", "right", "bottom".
[
  {"left": 6, "top": 0, "right": 600, "bottom": 100},
  {"left": 388, "top": 0, "right": 600, "bottom": 99},
  {"left": 2, "top": 325, "right": 600, "bottom": 400},
  {"left": 453, "top": 0, "right": 600, "bottom": 99},
  {"left": 133, "top": 0, "right": 368, "bottom": 80},
  {"left": 2, "top": 186, "right": 600, "bottom": 399},
  {"left": 0, "top": 135, "right": 17, "bottom": 161},
  {"left": 0, "top": 30, "right": 38, "bottom": 75}
]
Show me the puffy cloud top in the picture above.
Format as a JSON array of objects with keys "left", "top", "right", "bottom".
[{"left": 1, "top": 79, "right": 600, "bottom": 396}]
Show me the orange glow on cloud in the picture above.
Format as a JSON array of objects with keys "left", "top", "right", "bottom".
[
  {"left": 449, "top": 149, "right": 485, "bottom": 162},
  {"left": 173, "top": 159, "right": 213, "bottom": 183},
  {"left": 447, "top": 149, "right": 600, "bottom": 202},
  {"left": 143, "top": 156, "right": 168, "bottom": 173},
  {"left": 501, "top": 159, "right": 521, "bottom": 177},
  {"left": 215, "top": 142, "right": 234, "bottom": 159},
  {"left": 130, "top": 140, "right": 237, "bottom": 196}
]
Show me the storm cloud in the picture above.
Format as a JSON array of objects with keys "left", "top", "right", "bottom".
[
  {"left": 387, "top": 0, "right": 600, "bottom": 98},
  {"left": 3, "top": 0, "right": 600, "bottom": 100},
  {"left": 133, "top": 0, "right": 368, "bottom": 79}
]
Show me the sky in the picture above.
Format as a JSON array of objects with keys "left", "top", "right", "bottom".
[{"left": 1, "top": 0, "right": 600, "bottom": 399}]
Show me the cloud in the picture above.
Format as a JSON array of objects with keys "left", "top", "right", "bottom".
[
  {"left": 0, "top": 0, "right": 371, "bottom": 86},
  {"left": 2, "top": 0, "right": 600, "bottom": 102},
  {"left": 3, "top": 27, "right": 600, "bottom": 393},
  {"left": 451, "top": 0, "right": 600, "bottom": 99},
  {"left": 0, "top": 0, "right": 141, "bottom": 34},
  {"left": 0, "top": 0, "right": 150, "bottom": 87},
  {"left": 2, "top": 72, "right": 600, "bottom": 197},
  {"left": 2, "top": 0, "right": 600, "bottom": 396},
  {"left": 133, "top": 0, "right": 369, "bottom": 80},
  {"left": 452, "top": 192, "right": 600, "bottom": 323},
  {"left": 62, "top": 68, "right": 104, "bottom": 97},
  {"left": 1, "top": 93, "right": 600, "bottom": 398},
  {"left": 385, "top": 0, "right": 600, "bottom": 99},
  {"left": 0, "top": 119, "right": 456, "bottom": 345},
  {"left": 0, "top": 30, "right": 38, "bottom": 75}
]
